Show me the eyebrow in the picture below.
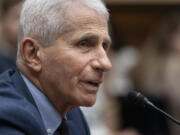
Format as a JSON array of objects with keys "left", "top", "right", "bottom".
[
  {"left": 78, "top": 33, "right": 112, "bottom": 45},
  {"left": 78, "top": 33, "right": 97, "bottom": 41}
]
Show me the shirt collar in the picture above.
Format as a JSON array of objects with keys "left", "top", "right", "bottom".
[{"left": 21, "top": 73, "right": 62, "bottom": 135}]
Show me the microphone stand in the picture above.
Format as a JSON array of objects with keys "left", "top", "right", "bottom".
[{"left": 128, "top": 91, "right": 180, "bottom": 125}]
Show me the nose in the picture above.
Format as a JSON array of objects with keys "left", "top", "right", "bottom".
[{"left": 92, "top": 47, "right": 112, "bottom": 72}]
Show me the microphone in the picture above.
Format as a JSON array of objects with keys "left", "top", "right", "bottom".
[{"left": 128, "top": 90, "right": 180, "bottom": 125}]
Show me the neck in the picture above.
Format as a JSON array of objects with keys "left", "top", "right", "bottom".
[{"left": 18, "top": 63, "right": 75, "bottom": 116}]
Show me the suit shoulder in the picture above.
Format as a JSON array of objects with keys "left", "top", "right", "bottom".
[
  {"left": 0, "top": 95, "right": 46, "bottom": 135},
  {"left": 0, "top": 71, "right": 46, "bottom": 135},
  {"left": 0, "top": 93, "right": 38, "bottom": 127}
]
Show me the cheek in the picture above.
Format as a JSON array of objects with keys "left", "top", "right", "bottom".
[
  {"left": 42, "top": 47, "right": 91, "bottom": 88},
  {"left": 54, "top": 52, "right": 88, "bottom": 74},
  {"left": 45, "top": 54, "right": 83, "bottom": 87}
]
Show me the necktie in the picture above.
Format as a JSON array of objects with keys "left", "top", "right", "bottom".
[{"left": 58, "top": 118, "right": 70, "bottom": 135}]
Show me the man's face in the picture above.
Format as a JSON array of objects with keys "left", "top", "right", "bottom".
[{"left": 40, "top": 5, "right": 112, "bottom": 110}]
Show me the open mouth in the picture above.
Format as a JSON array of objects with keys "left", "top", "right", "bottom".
[
  {"left": 79, "top": 80, "right": 100, "bottom": 92},
  {"left": 87, "top": 81, "right": 99, "bottom": 87}
]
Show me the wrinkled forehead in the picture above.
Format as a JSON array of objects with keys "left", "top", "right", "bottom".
[{"left": 63, "top": 3, "right": 108, "bottom": 30}]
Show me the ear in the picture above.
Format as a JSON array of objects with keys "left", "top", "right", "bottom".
[{"left": 20, "top": 38, "right": 42, "bottom": 72}]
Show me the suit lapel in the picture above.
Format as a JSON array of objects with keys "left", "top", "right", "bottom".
[
  {"left": 11, "top": 69, "right": 37, "bottom": 106},
  {"left": 10, "top": 68, "right": 48, "bottom": 135}
]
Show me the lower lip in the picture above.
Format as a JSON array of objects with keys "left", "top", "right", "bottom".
[{"left": 79, "top": 81, "right": 99, "bottom": 93}]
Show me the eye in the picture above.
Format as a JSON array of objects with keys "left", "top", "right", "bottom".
[
  {"left": 75, "top": 36, "right": 98, "bottom": 52},
  {"left": 103, "top": 42, "right": 110, "bottom": 51},
  {"left": 75, "top": 39, "right": 93, "bottom": 52},
  {"left": 79, "top": 40, "right": 88, "bottom": 46},
  {"left": 77, "top": 39, "right": 94, "bottom": 49}
]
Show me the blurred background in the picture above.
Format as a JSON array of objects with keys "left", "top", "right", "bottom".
[
  {"left": 0, "top": 0, "right": 22, "bottom": 73},
  {"left": 1, "top": 0, "right": 180, "bottom": 135},
  {"left": 82, "top": 1, "right": 180, "bottom": 135}
]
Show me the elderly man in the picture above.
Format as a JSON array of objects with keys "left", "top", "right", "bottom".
[{"left": 0, "top": 0, "right": 112, "bottom": 135}]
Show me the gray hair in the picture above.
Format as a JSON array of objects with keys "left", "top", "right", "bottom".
[{"left": 17, "top": 0, "right": 109, "bottom": 58}]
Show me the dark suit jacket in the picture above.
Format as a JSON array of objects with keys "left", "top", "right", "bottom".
[
  {"left": 0, "top": 69, "right": 90, "bottom": 135},
  {"left": 0, "top": 54, "right": 16, "bottom": 74}
]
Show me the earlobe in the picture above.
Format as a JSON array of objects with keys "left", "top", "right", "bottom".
[{"left": 20, "top": 38, "right": 42, "bottom": 72}]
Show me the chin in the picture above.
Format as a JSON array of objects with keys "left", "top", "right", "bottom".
[{"left": 80, "top": 98, "right": 97, "bottom": 107}]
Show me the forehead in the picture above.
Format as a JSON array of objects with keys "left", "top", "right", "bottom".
[{"left": 64, "top": 3, "right": 108, "bottom": 31}]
